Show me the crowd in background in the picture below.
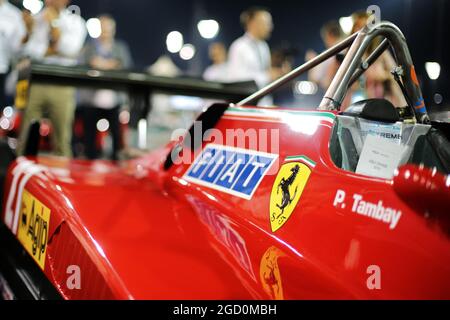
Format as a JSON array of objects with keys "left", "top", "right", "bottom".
[{"left": 0, "top": 0, "right": 398, "bottom": 159}]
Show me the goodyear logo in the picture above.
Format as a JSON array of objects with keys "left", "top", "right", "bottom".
[
  {"left": 270, "top": 155, "right": 315, "bottom": 232},
  {"left": 184, "top": 144, "right": 278, "bottom": 200},
  {"left": 17, "top": 190, "right": 50, "bottom": 270}
]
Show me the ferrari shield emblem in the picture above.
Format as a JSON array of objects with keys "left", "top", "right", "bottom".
[
  {"left": 260, "top": 246, "right": 284, "bottom": 300},
  {"left": 269, "top": 156, "right": 315, "bottom": 232}
]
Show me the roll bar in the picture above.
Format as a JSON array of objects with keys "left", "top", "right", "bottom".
[
  {"left": 237, "top": 32, "right": 358, "bottom": 107},
  {"left": 237, "top": 21, "right": 430, "bottom": 124}
]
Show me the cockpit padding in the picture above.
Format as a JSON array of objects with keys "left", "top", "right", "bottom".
[{"left": 342, "top": 99, "right": 400, "bottom": 123}]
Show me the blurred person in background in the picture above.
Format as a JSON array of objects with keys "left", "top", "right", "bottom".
[
  {"left": 18, "top": 0, "right": 87, "bottom": 157},
  {"left": 350, "top": 11, "right": 406, "bottom": 107},
  {"left": 203, "top": 42, "right": 228, "bottom": 82},
  {"left": 78, "top": 14, "right": 132, "bottom": 160},
  {"left": 227, "top": 7, "right": 290, "bottom": 106},
  {"left": 0, "top": 0, "right": 25, "bottom": 109},
  {"left": 307, "top": 20, "right": 343, "bottom": 91},
  {"left": 351, "top": 11, "right": 370, "bottom": 34},
  {"left": 271, "top": 46, "right": 296, "bottom": 105}
]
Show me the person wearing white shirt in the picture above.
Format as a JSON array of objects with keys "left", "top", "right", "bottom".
[
  {"left": 203, "top": 42, "right": 228, "bottom": 82},
  {"left": 227, "top": 7, "right": 289, "bottom": 106},
  {"left": 18, "top": 0, "right": 87, "bottom": 157},
  {"left": 0, "top": 0, "right": 26, "bottom": 108},
  {"left": 22, "top": 1, "right": 86, "bottom": 65}
]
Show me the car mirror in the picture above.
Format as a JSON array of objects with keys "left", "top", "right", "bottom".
[{"left": 393, "top": 164, "right": 450, "bottom": 232}]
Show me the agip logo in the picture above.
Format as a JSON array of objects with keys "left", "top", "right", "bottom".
[
  {"left": 17, "top": 190, "right": 50, "bottom": 270},
  {"left": 269, "top": 156, "right": 315, "bottom": 232}
]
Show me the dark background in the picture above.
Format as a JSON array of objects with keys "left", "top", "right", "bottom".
[{"left": 14, "top": 0, "right": 450, "bottom": 107}]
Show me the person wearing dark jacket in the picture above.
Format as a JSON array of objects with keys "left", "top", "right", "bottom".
[{"left": 78, "top": 14, "right": 132, "bottom": 160}]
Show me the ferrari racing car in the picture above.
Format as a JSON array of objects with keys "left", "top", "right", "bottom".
[{"left": 0, "top": 21, "right": 449, "bottom": 300}]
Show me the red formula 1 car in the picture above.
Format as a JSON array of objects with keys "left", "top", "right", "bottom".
[{"left": 0, "top": 22, "right": 449, "bottom": 300}]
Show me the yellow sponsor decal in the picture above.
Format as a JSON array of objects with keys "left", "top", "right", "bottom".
[
  {"left": 260, "top": 246, "right": 284, "bottom": 300},
  {"left": 17, "top": 190, "right": 50, "bottom": 270},
  {"left": 14, "top": 80, "right": 29, "bottom": 110},
  {"left": 269, "top": 156, "right": 315, "bottom": 232}
]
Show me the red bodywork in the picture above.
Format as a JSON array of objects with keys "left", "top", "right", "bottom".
[{"left": 1, "top": 106, "right": 450, "bottom": 299}]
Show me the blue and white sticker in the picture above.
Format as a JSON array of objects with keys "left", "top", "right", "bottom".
[{"left": 183, "top": 144, "right": 278, "bottom": 200}]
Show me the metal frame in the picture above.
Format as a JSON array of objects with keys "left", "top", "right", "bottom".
[
  {"left": 236, "top": 32, "right": 358, "bottom": 106},
  {"left": 237, "top": 21, "right": 430, "bottom": 124}
]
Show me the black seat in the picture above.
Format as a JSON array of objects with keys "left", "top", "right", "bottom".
[{"left": 342, "top": 98, "right": 400, "bottom": 123}]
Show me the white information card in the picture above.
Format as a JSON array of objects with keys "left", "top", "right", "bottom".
[{"left": 356, "top": 135, "right": 407, "bottom": 179}]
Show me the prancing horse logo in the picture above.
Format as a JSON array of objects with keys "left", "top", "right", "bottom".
[
  {"left": 269, "top": 157, "right": 315, "bottom": 232},
  {"left": 276, "top": 165, "right": 300, "bottom": 215}
]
